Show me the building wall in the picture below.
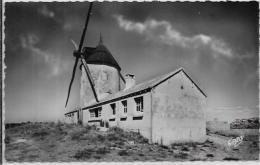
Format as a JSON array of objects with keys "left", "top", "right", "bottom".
[
  {"left": 80, "top": 64, "right": 120, "bottom": 108},
  {"left": 116, "top": 93, "right": 152, "bottom": 141},
  {"left": 83, "top": 93, "right": 152, "bottom": 141},
  {"left": 64, "top": 112, "right": 78, "bottom": 124},
  {"left": 152, "top": 71, "right": 206, "bottom": 145}
]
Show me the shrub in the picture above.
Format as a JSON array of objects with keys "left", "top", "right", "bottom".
[
  {"left": 107, "top": 132, "right": 123, "bottom": 142},
  {"left": 5, "top": 135, "right": 11, "bottom": 144},
  {"left": 160, "top": 145, "right": 169, "bottom": 150},
  {"left": 223, "top": 157, "right": 239, "bottom": 161},
  {"left": 108, "top": 127, "right": 124, "bottom": 133},
  {"left": 71, "top": 131, "right": 84, "bottom": 141},
  {"left": 74, "top": 147, "right": 110, "bottom": 160},
  {"left": 174, "top": 152, "right": 188, "bottom": 159},
  {"left": 118, "top": 150, "right": 130, "bottom": 156},
  {"left": 85, "top": 125, "right": 97, "bottom": 131},
  {"left": 181, "top": 146, "right": 189, "bottom": 151},
  {"left": 32, "top": 130, "right": 49, "bottom": 137},
  {"left": 96, "top": 134, "right": 105, "bottom": 142},
  {"left": 96, "top": 147, "right": 110, "bottom": 155},
  {"left": 206, "top": 154, "right": 214, "bottom": 157},
  {"left": 74, "top": 148, "right": 94, "bottom": 159}
]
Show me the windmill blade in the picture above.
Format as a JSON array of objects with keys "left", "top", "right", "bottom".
[
  {"left": 80, "top": 57, "right": 99, "bottom": 102},
  {"left": 65, "top": 56, "right": 79, "bottom": 107},
  {"left": 65, "top": 2, "right": 93, "bottom": 107},
  {"left": 119, "top": 72, "right": 126, "bottom": 84},
  {"left": 71, "top": 39, "right": 78, "bottom": 50},
  {"left": 77, "top": 2, "right": 93, "bottom": 52},
  {"left": 77, "top": 2, "right": 99, "bottom": 102}
]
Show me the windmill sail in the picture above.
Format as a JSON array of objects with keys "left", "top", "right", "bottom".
[{"left": 65, "top": 2, "right": 99, "bottom": 107}]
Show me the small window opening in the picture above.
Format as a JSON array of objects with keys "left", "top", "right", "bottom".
[
  {"left": 134, "top": 96, "right": 143, "bottom": 112},
  {"left": 90, "top": 107, "right": 102, "bottom": 118},
  {"left": 122, "top": 100, "right": 127, "bottom": 113},
  {"left": 110, "top": 103, "right": 116, "bottom": 115}
]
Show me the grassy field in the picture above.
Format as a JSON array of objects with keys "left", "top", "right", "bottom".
[{"left": 4, "top": 122, "right": 259, "bottom": 162}]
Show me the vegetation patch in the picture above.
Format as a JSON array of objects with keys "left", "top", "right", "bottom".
[
  {"left": 223, "top": 157, "right": 239, "bottom": 161},
  {"left": 118, "top": 150, "right": 130, "bottom": 156},
  {"left": 74, "top": 147, "right": 110, "bottom": 160},
  {"left": 5, "top": 122, "right": 259, "bottom": 162}
]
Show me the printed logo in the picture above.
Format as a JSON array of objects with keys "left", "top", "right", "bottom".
[{"left": 227, "top": 136, "right": 244, "bottom": 148}]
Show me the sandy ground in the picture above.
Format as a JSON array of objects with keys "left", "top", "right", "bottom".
[{"left": 4, "top": 122, "right": 259, "bottom": 162}]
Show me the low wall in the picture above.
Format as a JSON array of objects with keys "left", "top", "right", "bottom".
[
  {"left": 229, "top": 129, "right": 259, "bottom": 136},
  {"left": 206, "top": 121, "right": 230, "bottom": 132}
]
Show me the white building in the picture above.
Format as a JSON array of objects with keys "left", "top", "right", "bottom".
[{"left": 65, "top": 37, "right": 207, "bottom": 145}]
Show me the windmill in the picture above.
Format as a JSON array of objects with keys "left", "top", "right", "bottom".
[{"left": 65, "top": 2, "right": 98, "bottom": 108}]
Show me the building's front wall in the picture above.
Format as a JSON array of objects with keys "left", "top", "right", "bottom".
[
  {"left": 116, "top": 93, "right": 152, "bottom": 141},
  {"left": 83, "top": 93, "right": 152, "bottom": 141},
  {"left": 152, "top": 71, "right": 206, "bottom": 145}
]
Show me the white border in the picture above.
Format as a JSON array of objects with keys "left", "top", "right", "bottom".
[{"left": 1, "top": 0, "right": 259, "bottom": 164}]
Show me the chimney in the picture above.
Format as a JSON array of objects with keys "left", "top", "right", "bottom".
[{"left": 124, "top": 74, "right": 135, "bottom": 90}]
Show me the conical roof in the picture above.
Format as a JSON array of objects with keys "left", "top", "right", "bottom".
[{"left": 82, "top": 36, "right": 121, "bottom": 71}]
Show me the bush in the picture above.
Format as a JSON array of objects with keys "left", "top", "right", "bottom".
[
  {"left": 95, "top": 147, "right": 110, "bottom": 155},
  {"left": 107, "top": 132, "right": 123, "bottom": 141},
  {"left": 181, "top": 146, "right": 189, "bottom": 151},
  {"left": 96, "top": 134, "right": 105, "bottom": 142},
  {"left": 160, "top": 145, "right": 169, "bottom": 149},
  {"left": 118, "top": 150, "right": 130, "bottom": 156},
  {"left": 32, "top": 130, "right": 49, "bottom": 137},
  {"left": 74, "top": 148, "right": 94, "bottom": 159},
  {"left": 85, "top": 125, "right": 97, "bottom": 131},
  {"left": 206, "top": 154, "right": 214, "bottom": 157},
  {"left": 223, "top": 157, "right": 239, "bottom": 161},
  {"left": 5, "top": 135, "right": 11, "bottom": 144},
  {"left": 71, "top": 130, "right": 84, "bottom": 141},
  {"left": 74, "top": 147, "right": 110, "bottom": 160},
  {"left": 108, "top": 127, "right": 124, "bottom": 133},
  {"left": 174, "top": 152, "right": 188, "bottom": 159}
]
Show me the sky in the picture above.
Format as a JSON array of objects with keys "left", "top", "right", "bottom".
[{"left": 4, "top": 2, "right": 259, "bottom": 123}]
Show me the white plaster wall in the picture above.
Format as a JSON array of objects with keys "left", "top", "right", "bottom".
[
  {"left": 66, "top": 112, "right": 78, "bottom": 124},
  {"left": 83, "top": 93, "right": 152, "bottom": 141},
  {"left": 152, "top": 71, "right": 206, "bottom": 145},
  {"left": 80, "top": 64, "right": 120, "bottom": 124},
  {"left": 80, "top": 64, "right": 120, "bottom": 108},
  {"left": 116, "top": 93, "right": 152, "bottom": 141}
]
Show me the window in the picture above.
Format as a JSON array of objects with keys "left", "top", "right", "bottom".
[
  {"left": 110, "top": 103, "right": 116, "bottom": 115},
  {"left": 101, "top": 72, "right": 108, "bottom": 81},
  {"left": 134, "top": 96, "right": 143, "bottom": 112},
  {"left": 89, "top": 107, "right": 102, "bottom": 118},
  {"left": 122, "top": 100, "right": 127, "bottom": 113}
]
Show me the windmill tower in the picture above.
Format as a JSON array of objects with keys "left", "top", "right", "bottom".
[
  {"left": 65, "top": 2, "right": 125, "bottom": 124},
  {"left": 80, "top": 35, "right": 123, "bottom": 107}
]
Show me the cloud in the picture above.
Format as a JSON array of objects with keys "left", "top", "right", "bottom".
[
  {"left": 38, "top": 5, "right": 55, "bottom": 18},
  {"left": 114, "top": 15, "right": 234, "bottom": 59},
  {"left": 20, "top": 33, "right": 69, "bottom": 77}
]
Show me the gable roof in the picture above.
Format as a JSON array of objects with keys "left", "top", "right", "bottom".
[{"left": 65, "top": 67, "right": 206, "bottom": 115}]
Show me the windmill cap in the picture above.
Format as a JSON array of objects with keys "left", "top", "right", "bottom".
[{"left": 82, "top": 38, "right": 121, "bottom": 71}]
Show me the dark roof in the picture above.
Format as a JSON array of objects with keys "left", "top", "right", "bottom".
[
  {"left": 82, "top": 43, "right": 121, "bottom": 71},
  {"left": 65, "top": 67, "right": 207, "bottom": 115}
]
